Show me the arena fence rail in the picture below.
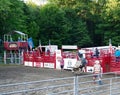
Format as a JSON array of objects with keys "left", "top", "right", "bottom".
[{"left": 0, "top": 72, "right": 120, "bottom": 95}]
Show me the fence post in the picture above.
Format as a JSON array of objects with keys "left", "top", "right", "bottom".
[
  {"left": 14, "top": 52, "right": 17, "bottom": 64},
  {"left": 74, "top": 75, "right": 78, "bottom": 95},
  {"left": 24, "top": 82, "right": 27, "bottom": 95},
  {"left": 4, "top": 51, "right": 6, "bottom": 64},
  {"left": 10, "top": 51, "right": 13, "bottom": 64},
  {"left": 110, "top": 78, "right": 112, "bottom": 95},
  {"left": 18, "top": 50, "right": 21, "bottom": 64}
]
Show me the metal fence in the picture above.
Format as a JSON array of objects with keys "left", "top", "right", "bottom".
[
  {"left": 4, "top": 52, "right": 23, "bottom": 64},
  {"left": 0, "top": 53, "right": 4, "bottom": 63},
  {"left": 0, "top": 52, "right": 23, "bottom": 64},
  {"left": 0, "top": 72, "right": 120, "bottom": 95}
]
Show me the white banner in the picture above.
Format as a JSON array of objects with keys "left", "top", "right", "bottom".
[
  {"left": 64, "top": 58, "right": 77, "bottom": 70},
  {"left": 44, "top": 62, "right": 55, "bottom": 68}
]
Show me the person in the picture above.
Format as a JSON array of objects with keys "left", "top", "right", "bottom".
[
  {"left": 46, "top": 48, "right": 50, "bottom": 55},
  {"left": 80, "top": 56, "right": 88, "bottom": 72},
  {"left": 114, "top": 48, "right": 120, "bottom": 62},
  {"left": 95, "top": 48, "right": 99, "bottom": 58},
  {"left": 60, "top": 57, "right": 64, "bottom": 71},
  {"left": 78, "top": 49, "right": 86, "bottom": 58},
  {"left": 78, "top": 52, "right": 88, "bottom": 72},
  {"left": 93, "top": 60, "right": 102, "bottom": 85}
]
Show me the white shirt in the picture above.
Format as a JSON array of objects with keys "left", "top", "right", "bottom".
[{"left": 93, "top": 63, "right": 101, "bottom": 74}]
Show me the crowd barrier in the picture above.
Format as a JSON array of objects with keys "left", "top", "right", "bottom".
[
  {"left": 23, "top": 49, "right": 120, "bottom": 73},
  {"left": 23, "top": 51, "right": 56, "bottom": 69}
]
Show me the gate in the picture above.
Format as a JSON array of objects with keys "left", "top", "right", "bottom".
[{"left": 4, "top": 51, "right": 23, "bottom": 64}]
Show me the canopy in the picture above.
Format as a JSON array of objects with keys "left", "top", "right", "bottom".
[
  {"left": 6, "top": 30, "right": 27, "bottom": 36},
  {"left": 14, "top": 30, "right": 26, "bottom": 36},
  {"left": 4, "top": 30, "right": 28, "bottom": 41}
]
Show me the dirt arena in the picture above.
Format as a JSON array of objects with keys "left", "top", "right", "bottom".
[
  {"left": 0, "top": 65, "right": 77, "bottom": 84},
  {"left": 0, "top": 65, "right": 119, "bottom": 95},
  {"left": 0, "top": 65, "right": 116, "bottom": 84}
]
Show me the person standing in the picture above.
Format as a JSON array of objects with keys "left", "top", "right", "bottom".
[
  {"left": 93, "top": 60, "right": 102, "bottom": 85},
  {"left": 60, "top": 57, "right": 64, "bottom": 71},
  {"left": 114, "top": 48, "right": 120, "bottom": 62},
  {"left": 95, "top": 48, "right": 99, "bottom": 58},
  {"left": 78, "top": 53, "right": 88, "bottom": 72},
  {"left": 81, "top": 57, "right": 88, "bottom": 72}
]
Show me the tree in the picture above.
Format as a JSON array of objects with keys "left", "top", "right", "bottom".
[
  {"left": 38, "top": 4, "right": 67, "bottom": 47},
  {"left": 24, "top": 4, "right": 40, "bottom": 46},
  {"left": 0, "top": 0, "right": 27, "bottom": 40},
  {"left": 100, "top": 0, "right": 120, "bottom": 46},
  {"left": 1, "top": 0, "right": 119, "bottom": 48},
  {"left": 49, "top": 0, "right": 93, "bottom": 47}
]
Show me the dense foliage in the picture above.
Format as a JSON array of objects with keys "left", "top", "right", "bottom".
[{"left": 0, "top": 0, "right": 120, "bottom": 48}]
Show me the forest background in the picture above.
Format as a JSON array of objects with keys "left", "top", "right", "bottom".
[{"left": 0, "top": 0, "right": 120, "bottom": 49}]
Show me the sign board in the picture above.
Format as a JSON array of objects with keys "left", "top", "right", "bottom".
[
  {"left": 62, "top": 45, "right": 77, "bottom": 49},
  {"left": 9, "top": 43, "right": 18, "bottom": 48},
  {"left": 46, "top": 45, "right": 58, "bottom": 53},
  {"left": 44, "top": 62, "right": 54, "bottom": 68},
  {"left": 64, "top": 58, "right": 77, "bottom": 70},
  {"left": 86, "top": 66, "right": 94, "bottom": 73},
  {"left": 86, "top": 66, "right": 103, "bottom": 73}
]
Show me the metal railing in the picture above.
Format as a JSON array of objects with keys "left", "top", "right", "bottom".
[
  {"left": 3, "top": 52, "right": 23, "bottom": 64},
  {"left": 0, "top": 72, "right": 120, "bottom": 95}
]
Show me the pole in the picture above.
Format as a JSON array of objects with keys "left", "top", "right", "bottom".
[
  {"left": 4, "top": 51, "right": 6, "bottom": 64},
  {"left": 74, "top": 75, "right": 78, "bottom": 95}
]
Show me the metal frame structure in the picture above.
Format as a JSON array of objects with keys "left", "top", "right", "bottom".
[
  {"left": 0, "top": 72, "right": 120, "bottom": 95},
  {"left": 23, "top": 45, "right": 120, "bottom": 73},
  {"left": 3, "top": 30, "right": 28, "bottom": 64}
]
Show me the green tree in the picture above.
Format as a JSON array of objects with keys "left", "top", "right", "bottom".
[
  {"left": 0, "top": 0, "right": 27, "bottom": 39},
  {"left": 1, "top": 0, "right": 119, "bottom": 48},
  {"left": 63, "top": 7, "right": 92, "bottom": 47},
  {"left": 38, "top": 4, "right": 67, "bottom": 47},
  {"left": 100, "top": 0, "right": 120, "bottom": 46},
  {"left": 49, "top": 0, "right": 93, "bottom": 47},
  {"left": 24, "top": 4, "right": 40, "bottom": 46}
]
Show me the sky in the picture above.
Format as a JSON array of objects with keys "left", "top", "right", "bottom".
[{"left": 24, "top": 0, "right": 48, "bottom": 6}]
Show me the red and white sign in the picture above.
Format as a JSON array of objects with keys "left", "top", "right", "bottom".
[{"left": 44, "top": 62, "right": 55, "bottom": 68}]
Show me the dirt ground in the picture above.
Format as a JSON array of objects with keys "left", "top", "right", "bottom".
[
  {"left": 0, "top": 65, "right": 116, "bottom": 84},
  {"left": 0, "top": 65, "right": 119, "bottom": 95},
  {"left": 0, "top": 65, "right": 77, "bottom": 84}
]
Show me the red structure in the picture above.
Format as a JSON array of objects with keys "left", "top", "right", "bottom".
[
  {"left": 23, "top": 45, "right": 57, "bottom": 68},
  {"left": 23, "top": 44, "right": 120, "bottom": 73},
  {"left": 23, "top": 45, "right": 79, "bottom": 70},
  {"left": 85, "top": 47, "right": 120, "bottom": 73},
  {"left": 4, "top": 31, "right": 28, "bottom": 51},
  {"left": 4, "top": 31, "right": 28, "bottom": 64}
]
